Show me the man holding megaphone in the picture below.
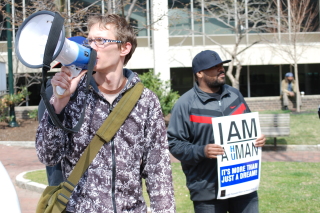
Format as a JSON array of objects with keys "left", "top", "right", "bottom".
[{"left": 34, "top": 13, "right": 175, "bottom": 212}]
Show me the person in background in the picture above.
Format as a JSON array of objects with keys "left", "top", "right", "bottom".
[
  {"left": 167, "top": 50, "right": 265, "bottom": 213},
  {"left": 36, "top": 13, "right": 175, "bottom": 212},
  {"left": 38, "top": 79, "right": 64, "bottom": 186},
  {"left": 281, "top": 72, "right": 300, "bottom": 110},
  {"left": 37, "top": 37, "right": 90, "bottom": 187}
]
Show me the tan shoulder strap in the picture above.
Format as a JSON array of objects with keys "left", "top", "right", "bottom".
[{"left": 54, "top": 82, "right": 144, "bottom": 211}]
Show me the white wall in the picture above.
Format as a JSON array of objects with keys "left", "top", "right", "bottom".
[
  {"left": 127, "top": 43, "right": 320, "bottom": 70},
  {"left": 0, "top": 62, "right": 6, "bottom": 93}
]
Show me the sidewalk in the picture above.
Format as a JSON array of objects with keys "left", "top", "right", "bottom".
[
  {"left": 1, "top": 142, "right": 320, "bottom": 213},
  {"left": 0, "top": 144, "right": 43, "bottom": 213}
]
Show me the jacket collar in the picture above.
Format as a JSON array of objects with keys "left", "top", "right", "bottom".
[
  {"left": 90, "top": 68, "right": 138, "bottom": 94},
  {"left": 193, "top": 82, "right": 230, "bottom": 103}
]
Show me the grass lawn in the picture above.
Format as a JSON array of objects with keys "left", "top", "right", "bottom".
[
  {"left": 26, "top": 161, "right": 320, "bottom": 213},
  {"left": 259, "top": 162, "right": 320, "bottom": 213},
  {"left": 25, "top": 111, "right": 320, "bottom": 212},
  {"left": 257, "top": 110, "right": 320, "bottom": 145}
]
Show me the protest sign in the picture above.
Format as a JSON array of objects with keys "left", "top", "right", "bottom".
[{"left": 212, "top": 112, "right": 262, "bottom": 199}]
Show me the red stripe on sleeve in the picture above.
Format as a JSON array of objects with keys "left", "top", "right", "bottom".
[
  {"left": 231, "top": 103, "right": 246, "bottom": 115},
  {"left": 190, "top": 115, "right": 212, "bottom": 124}
]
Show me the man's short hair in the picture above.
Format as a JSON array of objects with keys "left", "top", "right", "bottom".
[{"left": 88, "top": 14, "right": 137, "bottom": 65}]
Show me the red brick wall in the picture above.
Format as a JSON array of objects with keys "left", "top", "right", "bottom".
[
  {"left": 14, "top": 95, "right": 320, "bottom": 120},
  {"left": 244, "top": 95, "right": 320, "bottom": 111}
]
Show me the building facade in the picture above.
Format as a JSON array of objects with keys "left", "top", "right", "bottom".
[{"left": 1, "top": 0, "right": 320, "bottom": 106}]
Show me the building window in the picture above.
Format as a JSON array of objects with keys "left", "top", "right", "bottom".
[
  {"left": 202, "top": 2, "right": 235, "bottom": 35},
  {"left": 248, "top": 65, "right": 280, "bottom": 97},
  {"left": 124, "top": 0, "right": 148, "bottom": 37},
  {"left": 297, "top": 64, "right": 320, "bottom": 94},
  {"left": 170, "top": 67, "right": 194, "bottom": 95},
  {"left": 132, "top": 68, "right": 149, "bottom": 75},
  {"left": 168, "top": 0, "right": 191, "bottom": 35},
  {"left": 0, "top": 12, "right": 7, "bottom": 41}
]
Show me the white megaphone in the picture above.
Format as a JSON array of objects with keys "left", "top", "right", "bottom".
[{"left": 15, "top": 10, "right": 92, "bottom": 95}]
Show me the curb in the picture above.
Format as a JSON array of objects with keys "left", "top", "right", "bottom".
[
  {"left": 4, "top": 141, "right": 320, "bottom": 195},
  {"left": 0, "top": 141, "right": 47, "bottom": 193},
  {"left": 16, "top": 169, "right": 46, "bottom": 194},
  {"left": 0, "top": 141, "right": 35, "bottom": 147},
  {"left": 262, "top": 144, "right": 320, "bottom": 151},
  {"left": 1, "top": 141, "right": 320, "bottom": 151}
]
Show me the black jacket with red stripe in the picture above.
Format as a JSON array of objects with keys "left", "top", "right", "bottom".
[{"left": 167, "top": 83, "right": 250, "bottom": 201}]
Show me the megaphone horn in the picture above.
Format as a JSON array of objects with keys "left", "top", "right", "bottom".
[{"left": 15, "top": 10, "right": 92, "bottom": 95}]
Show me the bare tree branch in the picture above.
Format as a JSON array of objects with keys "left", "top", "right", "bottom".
[
  {"left": 265, "top": 0, "right": 318, "bottom": 112},
  {"left": 125, "top": 0, "right": 139, "bottom": 22},
  {"left": 195, "top": 0, "right": 276, "bottom": 89}
]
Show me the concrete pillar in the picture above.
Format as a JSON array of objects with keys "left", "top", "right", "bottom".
[{"left": 151, "top": 0, "right": 170, "bottom": 83}]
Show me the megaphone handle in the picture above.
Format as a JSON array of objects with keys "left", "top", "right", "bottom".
[{"left": 56, "top": 65, "right": 83, "bottom": 95}]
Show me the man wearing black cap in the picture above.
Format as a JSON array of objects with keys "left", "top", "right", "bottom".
[{"left": 167, "top": 50, "right": 265, "bottom": 213}]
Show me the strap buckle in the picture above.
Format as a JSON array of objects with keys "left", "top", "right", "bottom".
[{"left": 42, "top": 64, "right": 51, "bottom": 71}]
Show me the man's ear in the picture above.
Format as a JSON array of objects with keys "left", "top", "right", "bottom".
[
  {"left": 120, "top": 42, "right": 132, "bottom": 56},
  {"left": 196, "top": 71, "right": 203, "bottom": 79}
]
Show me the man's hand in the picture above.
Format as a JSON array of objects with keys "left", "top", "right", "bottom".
[
  {"left": 51, "top": 66, "right": 87, "bottom": 98},
  {"left": 288, "top": 91, "right": 295, "bottom": 97},
  {"left": 286, "top": 91, "right": 295, "bottom": 97},
  {"left": 51, "top": 66, "right": 87, "bottom": 114},
  {"left": 204, "top": 144, "right": 224, "bottom": 159},
  {"left": 255, "top": 134, "right": 266, "bottom": 147}
]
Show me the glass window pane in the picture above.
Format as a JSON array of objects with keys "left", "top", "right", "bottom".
[
  {"left": 297, "top": 64, "right": 320, "bottom": 94},
  {"left": 132, "top": 68, "right": 149, "bottom": 75},
  {"left": 311, "top": 0, "right": 320, "bottom": 31},
  {"left": 0, "top": 12, "right": 6, "bottom": 41},
  {"left": 171, "top": 67, "right": 193, "bottom": 95},
  {"left": 203, "top": 2, "right": 235, "bottom": 35},
  {"left": 193, "top": 1, "right": 202, "bottom": 34},
  {"left": 249, "top": 65, "right": 280, "bottom": 97},
  {"left": 168, "top": 0, "right": 191, "bottom": 35},
  {"left": 239, "top": 66, "right": 248, "bottom": 97},
  {"left": 70, "top": 0, "right": 102, "bottom": 37},
  {"left": 124, "top": 0, "right": 148, "bottom": 37},
  {"left": 306, "top": 0, "right": 319, "bottom": 32}
]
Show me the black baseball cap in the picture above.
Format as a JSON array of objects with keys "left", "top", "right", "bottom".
[{"left": 192, "top": 50, "right": 231, "bottom": 74}]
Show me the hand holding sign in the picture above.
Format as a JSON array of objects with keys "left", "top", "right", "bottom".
[
  {"left": 254, "top": 134, "right": 266, "bottom": 147},
  {"left": 204, "top": 144, "right": 224, "bottom": 159}
]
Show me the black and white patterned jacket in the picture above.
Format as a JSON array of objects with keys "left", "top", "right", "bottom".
[{"left": 36, "top": 69, "right": 175, "bottom": 213}]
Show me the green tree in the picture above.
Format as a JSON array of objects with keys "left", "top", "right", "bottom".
[{"left": 139, "top": 70, "right": 180, "bottom": 117}]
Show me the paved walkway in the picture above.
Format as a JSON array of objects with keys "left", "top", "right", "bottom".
[
  {"left": 0, "top": 144, "right": 43, "bottom": 213},
  {"left": 1, "top": 143, "right": 320, "bottom": 213}
]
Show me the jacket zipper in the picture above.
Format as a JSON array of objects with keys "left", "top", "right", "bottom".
[
  {"left": 111, "top": 139, "right": 117, "bottom": 212},
  {"left": 108, "top": 93, "right": 123, "bottom": 212},
  {"left": 218, "top": 100, "right": 225, "bottom": 116}
]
